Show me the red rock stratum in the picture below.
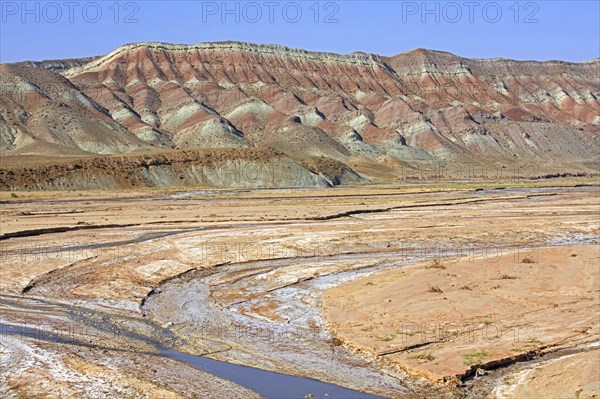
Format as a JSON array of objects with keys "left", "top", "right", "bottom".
[{"left": 1, "top": 42, "right": 599, "bottom": 185}]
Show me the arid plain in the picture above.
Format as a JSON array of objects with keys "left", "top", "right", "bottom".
[
  {"left": 1, "top": 179, "right": 598, "bottom": 399},
  {"left": 1, "top": 37, "right": 600, "bottom": 399},
  {"left": 1, "top": 18, "right": 600, "bottom": 399}
]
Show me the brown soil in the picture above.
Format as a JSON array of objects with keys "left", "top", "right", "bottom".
[{"left": 323, "top": 246, "right": 600, "bottom": 387}]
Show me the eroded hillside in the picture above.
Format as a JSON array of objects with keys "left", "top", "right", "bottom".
[{"left": 1, "top": 42, "right": 599, "bottom": 187}]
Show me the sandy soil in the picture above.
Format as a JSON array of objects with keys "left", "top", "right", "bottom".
[
  {"left": 0, "top": 182, "right": 599, "bottom": 398},
  {"left": 491, "top": 348, "right": 600, "bottom": 399},
  {"left": 323, "top": 246, "right": 599, "bottom": 386}
]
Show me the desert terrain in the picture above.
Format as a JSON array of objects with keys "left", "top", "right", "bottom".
[
  {"left": 1, "top": 180, "right": 598, "bottom": 398},
  {"left": 1, "top": 42, "right": 599, "bottom": 189},
  {"left": 1, "top": 40, "right": 599, "bottom": 398}
]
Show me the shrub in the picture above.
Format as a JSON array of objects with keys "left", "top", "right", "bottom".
[
  {"left": 427, "top": 284, "right": 443, "bottom": 293},
  {"left": 426, "top": 258, "right": 446, "bottom": 269}
]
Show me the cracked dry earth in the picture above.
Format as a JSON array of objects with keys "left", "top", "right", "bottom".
[{"left": 0, "top": 183, "right": 599, "bottom": 398}]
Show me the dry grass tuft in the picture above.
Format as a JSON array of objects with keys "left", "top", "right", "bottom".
[
  {"left": 521, "top": 257, "right": 537, "bottom": 264},
  {"left": 426, "top": 258, "right": 446, "bottom": 270},
  {"left": 427, "top": 284, "right": 443, "bottom": 293}
]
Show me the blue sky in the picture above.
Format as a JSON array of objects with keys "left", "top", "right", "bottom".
[{"left": 1, "top": 1, "right": 599, "bottom": 63}]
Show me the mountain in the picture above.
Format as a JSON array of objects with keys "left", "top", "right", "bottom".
[{"left": 1, "top": 42, "right": 599, "bottom": 187}]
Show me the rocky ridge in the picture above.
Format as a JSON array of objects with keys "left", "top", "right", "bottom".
[{"left": 1, "top": 42, "right": 598, "bottom": 187}]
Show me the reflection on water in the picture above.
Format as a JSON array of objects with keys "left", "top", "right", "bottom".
[
  {"left": 0, "top": 322, "right": 389, "bottom": 399},
  {"left": 161, "top": 349, "right": 390, "bottom": 399}
]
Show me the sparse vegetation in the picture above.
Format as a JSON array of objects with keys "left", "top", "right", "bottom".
[
  {"left": 397, "top": 329, "right": 422, "bottom": 337},
  {"left": 376, "top": 334, "right": 396, "bottom": 342},
  {"left": 524, "top": 337, "right": 543, "bottom": 348},
  {"left": 463, "top": 350, "right": 488, "bottom": 366},
  {"left": 510, "top": 347, "right": 523, "bottom": 352},
  {"left": 427, "top": 284, "right": 443, "bottom": 293},
  {"left": 1, "top": 160, "right": 596, "bottom": 396},
  {"left": 426, "top": 258, "right": 446, "bottom": 270},
  {"left": 408, "top": 352, "right": 436, "bottom": 362},
  {"left": 522, "top": 257, "right": 537, "bottom": 264}
]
